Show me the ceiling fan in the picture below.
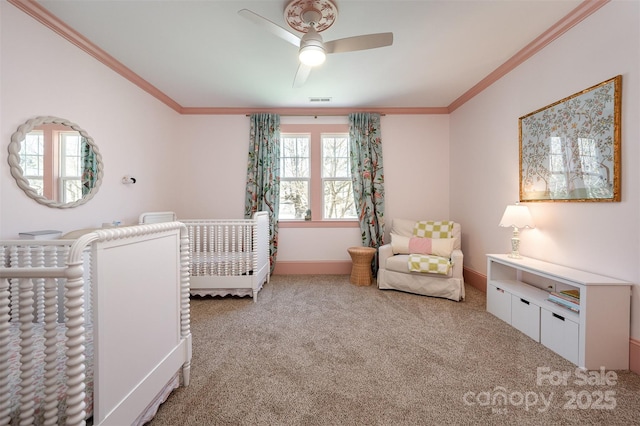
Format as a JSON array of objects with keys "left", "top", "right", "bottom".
[{"left": 238, "top": 0, "right": 393, "bottom": 88}]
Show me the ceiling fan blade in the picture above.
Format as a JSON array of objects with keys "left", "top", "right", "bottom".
[
  {"left": 238, "top": 9, "right": 301, "bottom": 47},
  {"left": 293, "top": 63, "right": 312, "bottom": 88},
  {"left": 324, "top": 32, "right": 393, "bottom": 54}
]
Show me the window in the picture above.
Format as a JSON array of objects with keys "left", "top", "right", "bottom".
[
  {"left": 20, "top": 130, "right": 45, "bottom": 194},
  {"left": 279, "top": 124, "right": 356, "bottom": 221},
  {"left": 59, "top": 132, "right": 83, "bottom": 203},
  {"left": 17, "top": 125, "right": 84, "bottom": 203},
  {"left": 279, "top": 134, "right": 310, "bottom": 220},
  {"left": 322, "top": 134, "right": 356, "bottom": 219}
]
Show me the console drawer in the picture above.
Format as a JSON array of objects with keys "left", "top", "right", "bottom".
[
  {"left": 511, "top": 294, "right": 540, "bottom": 342},
  {"left": 540, "top": 307, "right": 579, "bottom": 364},
  {"left": 487, "top": 282, "right": 511, "bottom": 324}
]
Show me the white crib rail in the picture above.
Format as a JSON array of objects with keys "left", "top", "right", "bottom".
[
  {"left": 184, "top": 218, "right": 257, "bottom": 277},
  {"left": 180, "top": 211, "right": 270, "bottom": 302},
  {"left": 0, "top": 239, "right": 84, "bottom": 425},
  {"left": 0, "top": 222, "right": 192, "bottom": 426}
]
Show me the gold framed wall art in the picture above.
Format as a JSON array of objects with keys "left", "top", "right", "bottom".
[{"left": 519, "top": 75, "right": 621, "bottom": 202}]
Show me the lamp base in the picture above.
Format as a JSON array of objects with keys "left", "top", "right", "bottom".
[{"left": 508, "top": 229, "right": 521, "bottom": 259}]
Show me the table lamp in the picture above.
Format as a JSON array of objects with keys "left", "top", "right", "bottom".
[{"left": 499, "top": 203, "right": 535, "bottom": 258}]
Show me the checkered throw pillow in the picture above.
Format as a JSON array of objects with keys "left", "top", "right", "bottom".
[
  {"left": 408, "top": 254, "right": 452, "bottom": 275},
  {"left": 413, "top": 221, "right": 453, "bottom": 239}
]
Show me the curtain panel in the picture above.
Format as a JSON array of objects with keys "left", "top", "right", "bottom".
[
  {"left": 81, "top": 136, "right": 97, "bottom": 196},
  {"left": 349, "top": 112, "right": 386, "bottom": 272},
  {"left": 245, "top": 113, "right": 281, "bottom": 273}
]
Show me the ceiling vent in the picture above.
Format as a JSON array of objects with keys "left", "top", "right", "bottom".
[{"left": 309, "top": 97, "right": 332, "bottom": 103}]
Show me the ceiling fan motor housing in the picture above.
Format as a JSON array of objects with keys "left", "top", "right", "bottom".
[
  {"left": 239, "top": 0, "right": 392, "bottom": 85},
  {"left": 299, "top": 26, "right": 326, "bottom": 66}
]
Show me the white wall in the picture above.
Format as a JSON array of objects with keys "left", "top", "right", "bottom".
[
  {"left": 381, "top": 114, "right": 451, "bottom": 236},
  {"left": 174, "top": 114, "right": 249, "bottom": 219},
  {"left": 450, "top": 1, "right": 640, "bottom": 338},
  {"left": 0, "top": 1, "right": 452, "bottom": 264},
  {"left": 174, "top": 114, "right": 451, "bottom": 261},
  {"left": 0, "top": 1, "right": 182, "bottom": 237}
]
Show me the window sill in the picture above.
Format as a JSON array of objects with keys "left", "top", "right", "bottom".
[{"left": 278, "top": 220, "right": 359, "bottom": 229}]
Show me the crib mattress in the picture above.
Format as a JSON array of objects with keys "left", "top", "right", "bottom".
[
  {"left": 7, "top": 322, "right": 93, "bottom": 425},
  {"left": 190, "top": 253, "right": 255, "bottom": 277}
]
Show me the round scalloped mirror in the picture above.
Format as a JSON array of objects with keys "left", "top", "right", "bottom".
[{"left": 8, "top": 116, "right": 104, "bottom": 208}]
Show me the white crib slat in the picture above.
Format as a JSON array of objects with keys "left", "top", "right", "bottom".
[
  {"left": 35, "top": 246, "right": 46, "bottom": 324},
  {"left": 10, "top": 246, "right": 19, "bottom": 322},
  {"left": 216, "top": 225, "right": 222, "bottom": 276},
  {"left": 245, "top": 224, "right": 252, "bottom": 275},
  {"left": 63, "top": 260, "right": 87, "bottom": 425},
  {"left": 19, "top": 277, "right": 37, "bottom": 425},
  {"left": 252, "top": 221, "right": 258, "bottom": 275},
  {"left": 208, "top": 224, "right": 212, "bottom": 276},
  {"left": 179, "top": 229, "right": 192, "bottom": 387},
  {"left": 227, "top": 225, "right": 236, "bottom": 275},
  {"left": 0, "top": 278, "right": 11, "bottom": 425},
  {"left": 43, "top": 276, "right": 60, "bottom": 425}
]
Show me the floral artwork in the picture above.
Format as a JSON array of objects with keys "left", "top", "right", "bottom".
[{"left": 519, "top": 76, "right": 621, "bottom": 202}]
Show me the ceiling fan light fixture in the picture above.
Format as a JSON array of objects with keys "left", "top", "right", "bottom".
[{"left": 299, "top": 44, "right": 326, "bottom": 66}]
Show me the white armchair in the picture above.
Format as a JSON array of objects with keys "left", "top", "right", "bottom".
[{"left": 377, "top": 218, "right": 465, "bottom": 301}]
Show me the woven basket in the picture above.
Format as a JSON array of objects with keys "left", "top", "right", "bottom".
[{"left": 347, "top": 246, "right": 377, "bottom": 286}]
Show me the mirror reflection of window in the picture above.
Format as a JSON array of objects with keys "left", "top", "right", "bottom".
[
  {"left": 20, "top": 130, "right": 45, "bottom": 195},
  {"left": 19, "top": 125, "right": 91, "bottom": 203},
  {"left": 59, "top": 132, "right": 83, "bottom": 203}
]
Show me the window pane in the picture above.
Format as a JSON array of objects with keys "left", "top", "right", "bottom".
[
  {"left": 323, "top": 180, "right": 357, "bottom": 219},
  {"left": 279, "top": 180, "right": 309, "bottom": 220},
  {"left": 60, "top": 132, "right": 82, "bottom": 178},
  {"left": 323, "top": 157, "right": 350, "bottom": 178},
  {"left": 282, "top": 136, "right": 309, "bottom": 157},
  {"left": 323, "top": 136, "right": 349, "bottom": 156},
  {"left": 281, "top": 135, "right": 310, "bottom": 178},
  {"left": 27, "top": 178, "right": 44, "bottom": 196},
  {"left": 64, "top": 156, "right": 81, "bottom": 177},
  {"left": 322, "top": 135, "right": 351, "bottom": 178},
  {"left": 21, "top": 132, "right": 44, "bottom": 177},
  {"left": 282, "top": 157, "right": 309, "bottom": 178},
  {"left": 62, "top": 178, "right": 82, "bottom": 203}
]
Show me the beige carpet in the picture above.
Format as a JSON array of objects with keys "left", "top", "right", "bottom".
[{"left": 148, "top": 275, "right": 640, "bottom": 425}]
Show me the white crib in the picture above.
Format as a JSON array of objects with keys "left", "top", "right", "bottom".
[
  {"left": 140, "top": 211, "right": 270, "bottom": 302},
  {"left": 0, "top": 222, "right": 192, "bottom": 425}
]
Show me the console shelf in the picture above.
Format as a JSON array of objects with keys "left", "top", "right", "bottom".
[{"left": 486, "top": 254, "right": 631, "bottom": 370}]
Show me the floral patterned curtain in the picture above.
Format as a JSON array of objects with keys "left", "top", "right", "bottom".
[
  {"left": 81, "top": 136, "right": 97, "bottom": 196},
  {"left": 245, "top": 113, "right": 281, "bottom": 273},
  {"left": 349, "top": 112, "right": 385, "bottom": 273}
]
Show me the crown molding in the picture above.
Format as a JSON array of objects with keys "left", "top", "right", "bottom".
[
  {"left": 447, "top": 0, "right": 610, "bottom": 113},
  {"left": 7, "top": 0, "right": 183, "bottom": 113},
  {"left": 9, "top": 0, "right": 608, "bottom": 116}
]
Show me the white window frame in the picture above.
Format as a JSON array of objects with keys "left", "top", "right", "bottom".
[
  {"left": 279, "top": 123, "right": 357, "bottom": 227},
  {"left": 59, "top": 131, "right": 83, "bottom": 203}
]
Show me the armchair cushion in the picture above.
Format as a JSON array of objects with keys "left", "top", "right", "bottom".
[
  {"left": 390, "top": 233, "right": 455, "bottom": 257},
  {"left": 391, "top": 219, "right": 461, "bottom": 251},
  {"left": 408, "top": 254, "right": 452, "bottom": 275},
  {"left": 413, "top": 220, "right": 454, "bottom": 239}
]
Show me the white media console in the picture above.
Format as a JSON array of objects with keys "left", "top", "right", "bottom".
[{"left": 486, "top": 254, "right": 631, "bottom": 370}]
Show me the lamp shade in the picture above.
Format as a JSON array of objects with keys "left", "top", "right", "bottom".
[{"left": 499, "top": 204, "right": 535, "bottom": 229}]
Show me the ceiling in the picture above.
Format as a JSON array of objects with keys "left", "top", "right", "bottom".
[{"left": 25, "top": 0, "right": 587, "bottom": 111}]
